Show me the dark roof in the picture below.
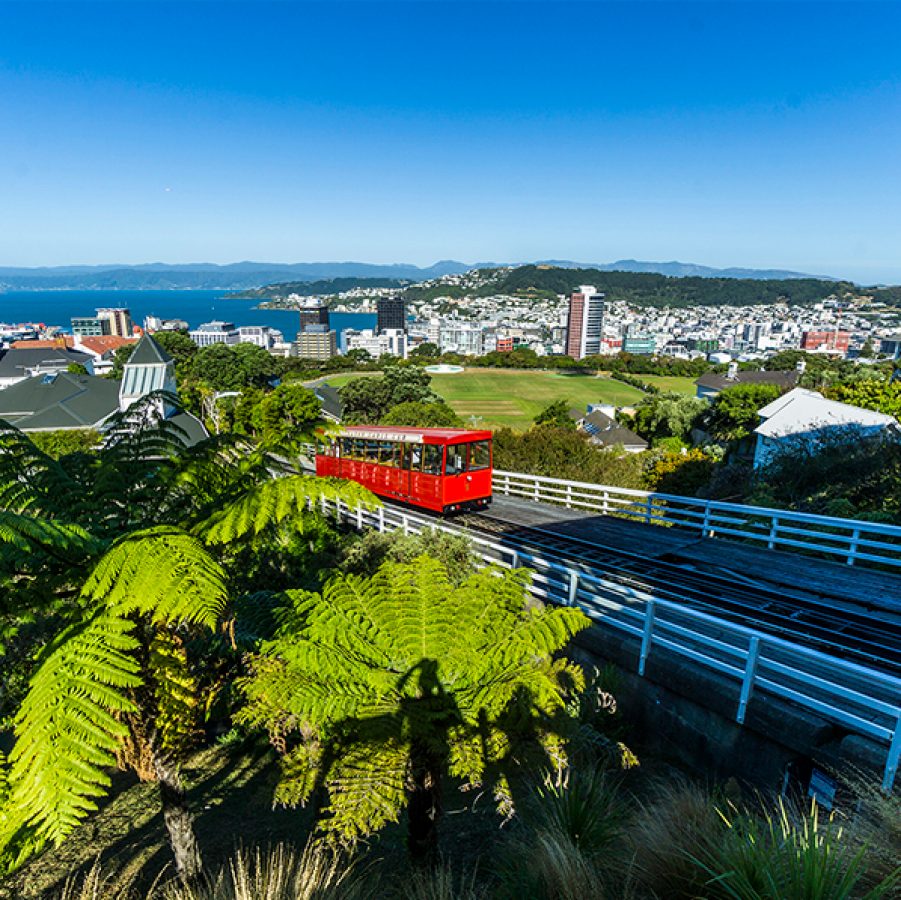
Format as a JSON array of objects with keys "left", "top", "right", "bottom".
[
  {"left": 0, "top": 372, "right": 120, "bottom": 430},
  {"left": 127, "top": 334, "right": 173, "bottom": 366},
  {"left": 695, "top": 370, "right": 800, "bottom": 392},
  {"left": 315, "top": 383, "right": 344, "bottom": 420},
  {"left": 0, "top": 347, "right": 92, "bottom": 379},
  {"left": 580, "top": 410, "right": 648, "bottom": 449},
  {"left": 168, "top": 411, "right": 209, "bottom": 447}
]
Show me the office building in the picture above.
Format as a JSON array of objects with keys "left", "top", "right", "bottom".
[
  {"left": 189, "top": 321, "right": 240, "bottom": 347},
  {"left": 72, "top": 316, "right": 108, "bottom": 337},
  {"left": 377, "top": 295, "right": 406, "bottom": 334},
  {"left": 565, "top": 285, "right": 604, "bottom": 359},
  {"left": 96, "top": 307, "right": 134, "bottom": 338},
  {"left": 800, "top": 330, "right": 851, "bottom": 353},
  {"left": 297, "top": 300, "right": 330, "bottom": 333},
  {"left": 439, "top": 322, "right": 483, "bottom": 356},
  {"left": 293, "top": 325, "right": 337, "bottom": 361}
]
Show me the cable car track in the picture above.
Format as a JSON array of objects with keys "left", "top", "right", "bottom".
[{"left": 445, "top": 505, "right": 901, "bottom": 677}]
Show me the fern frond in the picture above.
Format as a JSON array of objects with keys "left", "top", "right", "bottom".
[
  {"left": 2, "top": 611, "right": 140, "bottom": 848},
  {"left": 0, "top": 510, "right": 100, "bottom": 560},
  {"left": 197, "top": 475, "right": 378, "bottom": 545},
  {"left": 81, "top": 526, "right": 228, "bottom": 628}
]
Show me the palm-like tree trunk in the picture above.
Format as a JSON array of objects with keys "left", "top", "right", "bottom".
[
  {"left": 407, "top": 747, "right": 442, "bottom": 862},
  {"left": 152, "top": 747, "right": 203, "bottom": 883}
]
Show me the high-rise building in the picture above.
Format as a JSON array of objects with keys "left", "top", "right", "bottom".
[
  {"left": 377, "top": 295, "right": 406, "bottom": 334},
  {"left": 565, "top": 286, "right": 604, "bottom": 359},
  {"left": 293, "top": 325, "right": 337, "bottom": 361},
  {"left": 297, "top": 300, "right": 330, "bottom": 334},
  {"left": 96, "top": 307, "right": 134, "bottom": 338}
]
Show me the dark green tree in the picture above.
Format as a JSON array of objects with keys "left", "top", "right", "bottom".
[
  {"left": 705, "top": 383, "right": 782, "bottom": 442},
  {"left": 533, "top": 400, "right": 576, "bottom": 430},
  {"left": 381, "top": 400, "right": 462, "bottom": 428}
]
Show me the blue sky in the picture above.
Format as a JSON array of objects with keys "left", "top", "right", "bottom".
[{"left": 1, "top": 1, "right": 900, "bottom": 282}]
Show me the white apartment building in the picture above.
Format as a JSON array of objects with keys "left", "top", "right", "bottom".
[
  {"left": 565, "top": 285, "right": 605, "bottom": 359},
  {"left": 237, "top": 326, "right": 283, "bottom": 349},
  {"left": 439, "top": 322, "right": 483, "bottom": 356},
  {"left": 344, "top": 328, "right": 408, "bottom": 359}
]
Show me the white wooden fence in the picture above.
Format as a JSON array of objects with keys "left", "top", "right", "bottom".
[
  {"left": 493, "top": 470, "right": 901, "bottom": 570},
  {"left": 322, "top": 496, "right": 901, "bottom": 792}
]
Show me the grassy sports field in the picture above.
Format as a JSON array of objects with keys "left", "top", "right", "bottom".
[
  {"left": 635, "top": 374, "right": 699, "bottom": 395},
  {"left": 317, "top": 369, "right": 646, "bottom": 430}
]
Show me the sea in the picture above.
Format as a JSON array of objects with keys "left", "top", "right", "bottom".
[{"left": 0, "top": 289, "right": 376, "bottom": 338}]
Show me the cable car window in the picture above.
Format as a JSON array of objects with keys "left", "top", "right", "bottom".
[
  {"left": 445, "top": 446, "right": 466, "bottom": 476},
  {"left": 422, "top": 444, "right": 443, "bottom": 476},
  {"left": 468, "top": 441, "right": 491, "bottom": 470},
  {"left": 363, "top": 440, "right": 380, "bottom": 463},
  {"left": 405, "top": 444, "right": 422, "bottom": 471},
  {"left": 379, "top": 441, "right": 401, "bottom": 467}
]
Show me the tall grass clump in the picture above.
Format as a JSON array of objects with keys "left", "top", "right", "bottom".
[
  {"left": 494, "top": 767, "right": 631, "bottom": 900},
  {"left": 629, "top": 780, "right": 726, "bottom": 897},
  {"left": 690, "top": 798, "right": 899, "bottom": 899},
  {"left": 160, "top": 842, "right": 367, "bottom": 900},
  {"left": 405, "top": 862, "right": 486, "bottom": 900}
]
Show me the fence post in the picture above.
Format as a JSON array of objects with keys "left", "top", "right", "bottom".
[
  {"left": 702, "top": 504, "right": 711, "bottom": 538},
  {"left": 356, "top": 503, "right": 364, "bottom": 530},
  {"left": 884, "top": 715, "right": 901, "bottom": 793},
  {"left": 510, "top": 548, "right": 520, "bottom": 569},
  {"left": 847, "top": 528, "right": 860, "bottom": 566},
  {"left": 378, "top": 505, "right": 385, "bottom": 533},
  {"left": 568, "top": 570, "right": 579, "bottom": 606},
  {"left": 644, "top": 496, "right": 653, "bottom": 525},
  {"left": 638, "top": 601, "right": 656, "bottom": 676},
  {"left": 534, "top": 478, "right": 541, "bottom": 502},
  {"left": 566, "top": 483, "right": 573, "bottom": 508},
  {"left": 602, "top": 489, "right": 609, "bottom": 514},
  {"left": 402, "top": 514, "right": 409, "bottom": 535},
  {"left": 768, "top": 516, "right": 779, "bottom": 550},
  {"left": 737, "top": 636, "right": 761, "bottom": 724}
]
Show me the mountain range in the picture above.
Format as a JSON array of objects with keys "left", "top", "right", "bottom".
[{"left": 0, "top": 259, "right": 840, "bottom": 292}]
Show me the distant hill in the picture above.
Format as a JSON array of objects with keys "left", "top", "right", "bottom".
[
  {"left": 537, "top": 259, "right": 833, "bottom": 281},
  {"left": 0, "top": 258, "right": 858, "bottom": 292},
  {"left": 231, "top": 277, "right": 411, "bottom": 300},
  {"left": 0, "top": 261, "right": 473, "bottom": 291},
  {"left": 470, "top": 265, "right": 856, "bottom": 308}
]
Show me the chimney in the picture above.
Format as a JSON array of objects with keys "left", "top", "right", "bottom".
[{"left": 726, "top": 361, "right": 738, "bottom": 381}]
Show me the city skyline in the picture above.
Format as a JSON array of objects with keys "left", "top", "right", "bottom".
[{"left": 1, "top": 1, "right": 900, "bottom": 282}]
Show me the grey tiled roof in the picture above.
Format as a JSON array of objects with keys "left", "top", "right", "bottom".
[
  {"left": 0, "top": 347, "right": 92, "bottom": 379},
  {"left": 695, "top": 370, "right": 799, "bottom": 392},
  {"left": 0, "top": 372, "right": 120, "bottom": 430}
]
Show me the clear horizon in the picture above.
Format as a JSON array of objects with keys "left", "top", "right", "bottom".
[{"left": 2, "top": 1, "right": 900, "bottom": 282}]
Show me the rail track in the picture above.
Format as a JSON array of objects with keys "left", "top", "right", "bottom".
[{"left": 441, "top": 500, "right": 901, "bottom": 678}]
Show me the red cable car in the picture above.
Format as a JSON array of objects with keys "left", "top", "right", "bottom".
[{"left": 315, "top": 425, "right": 493, "bottom": 514}]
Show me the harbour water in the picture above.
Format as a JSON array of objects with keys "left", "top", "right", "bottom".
[{"left": 0, "top": 290, "right": 376, "bottom": 336}]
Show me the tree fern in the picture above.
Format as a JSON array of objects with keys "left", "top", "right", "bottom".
[
  {"left": 197, "top": 474, "right": 378, "bottom": 545},
  {"left": 238, "top": 555, "right": 591, "bottom": 849},
  {"left": 81, "top": 526, "right": 228, "bottom": 628},
  {"left": 0, "top": 610, "right": 141, "bottom": 852}
]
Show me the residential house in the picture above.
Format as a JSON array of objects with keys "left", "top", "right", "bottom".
[
  {"left": 0, "top": 346, "right": 94, "bottom": 390},
  {"left": 695, "top": 362, "right": 800, "bottom": 401},
  {"left": 752, "top": 387, "right": 900, "bottom": 469},
  {"left": 570, "top": 405, "right": 648, "bottom": 453}
]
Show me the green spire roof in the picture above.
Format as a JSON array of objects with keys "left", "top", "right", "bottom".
[{"left": 126, "top": 334, "right": 173, "bottom": 366}]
